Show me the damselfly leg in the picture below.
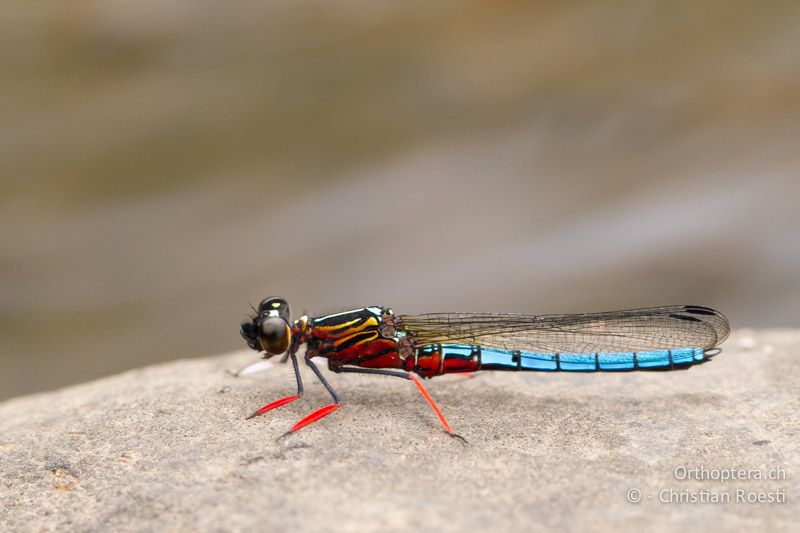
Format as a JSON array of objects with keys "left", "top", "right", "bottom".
[
  {"left": 246, "top": 349, "right": 304, "bottom": 419},
  {"left": 334, "top": 367, "right": 466, "bottom": 443},
  {"left": 277, "top": 356, "right": 342, "bottom": 439}
]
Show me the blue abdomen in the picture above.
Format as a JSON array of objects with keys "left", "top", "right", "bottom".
[{"left": 470, "top": 345, "right": 705, "bottom": 372}]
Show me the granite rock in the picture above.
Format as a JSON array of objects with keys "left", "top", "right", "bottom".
[{"left": 1, "top": 330, "right": 798, "bottom": 531}]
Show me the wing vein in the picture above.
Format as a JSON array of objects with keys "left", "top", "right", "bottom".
[{"left": 397, "top": 305, "right": 729, "bottom": 353}]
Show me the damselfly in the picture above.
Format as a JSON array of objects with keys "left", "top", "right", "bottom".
[{"left": 239, "top": 297, "right": 729, "bottom": 440}]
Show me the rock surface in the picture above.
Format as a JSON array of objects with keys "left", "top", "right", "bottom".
[{"left": 1, "top": 330, "right": 798, "bottom": 531}]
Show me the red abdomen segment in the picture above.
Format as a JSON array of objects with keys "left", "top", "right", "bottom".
[
  {"left": 404, "top": 344, "right": 480, "bottom": 378},
  {"left": 307, "top": 307, "right": 405, "bottom": 370}
]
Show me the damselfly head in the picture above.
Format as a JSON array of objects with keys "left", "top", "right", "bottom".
[
  {"left": 239, "top": 321, "right": 261, "bottom": 350},
  {"left": 240, "top": 296, "right": 292, "bottom": 357},
  {"left": 258, "top": 296, "right": 291, "bottom": 322}
]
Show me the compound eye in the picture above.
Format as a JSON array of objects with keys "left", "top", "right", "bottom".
[
  {"left": 259, "top": 317, "right": 291, "bottom": 355},
  {"left": 258, "top": 297, "right": 291, "bottom": 321}
]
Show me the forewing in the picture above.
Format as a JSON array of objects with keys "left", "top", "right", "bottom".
[{"left": 397, "top": 305, "right": 730, "bottom": 353}]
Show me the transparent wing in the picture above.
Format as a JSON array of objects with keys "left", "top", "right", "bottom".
[{"left": 397, "top": 305, "right": 730, "bottom": 354}]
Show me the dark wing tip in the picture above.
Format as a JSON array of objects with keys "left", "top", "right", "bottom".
[{"left": 682, "top": 305, "right": 731, "bottom": 349}]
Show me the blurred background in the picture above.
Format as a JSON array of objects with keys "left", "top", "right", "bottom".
[{"left": 1, "top": 1, "right": 799, "bottom": 400}]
